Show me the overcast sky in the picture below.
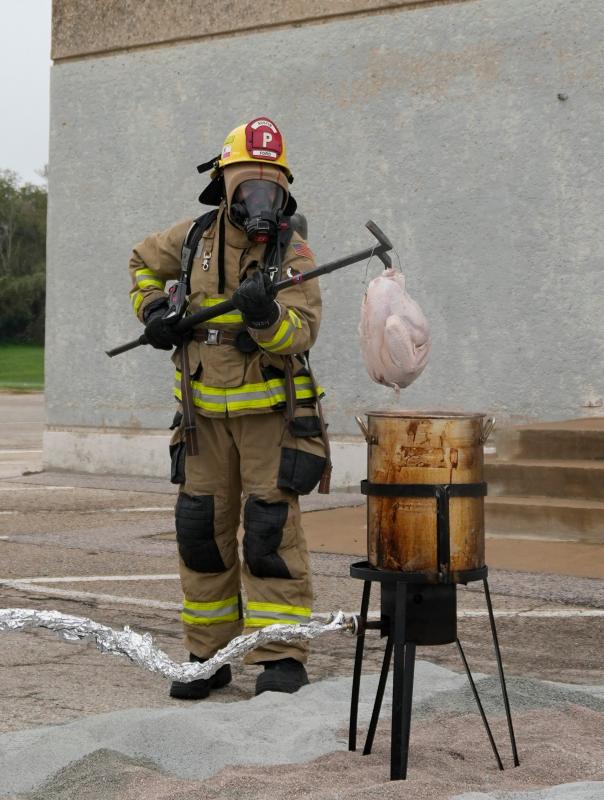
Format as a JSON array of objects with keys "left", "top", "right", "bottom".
[{"left": 0, "top": 0, "right": 52, "bottom": 186}]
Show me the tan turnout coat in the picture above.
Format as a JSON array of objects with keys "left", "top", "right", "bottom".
[{"left": 128, "top": 204, "right": 322, "bottom": 416}]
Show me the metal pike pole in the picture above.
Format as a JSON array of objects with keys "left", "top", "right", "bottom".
[{"left": 106, "top": 220, "right": 393, "bottom": 358}]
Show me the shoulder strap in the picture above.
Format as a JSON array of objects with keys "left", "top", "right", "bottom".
[
  {"left": 180, "top": 209, "right": 219, "bottom": 292},
  {"left": 217, "top": 210, "right": 226, "bottom": 294},
  {"left": 264, "top": 220, "right": 295, "bottom": 284},
  {"left": 304, "top": 350, "right": 332, "bottom": 495},
  {"left": 176, "top": 208, "right": 218, "bottom": 459},
  {"left": 280, "top": 221, "right": 295, "bottom": 255}
]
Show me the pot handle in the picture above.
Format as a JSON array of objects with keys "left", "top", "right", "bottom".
[
  {"left": 355, "top": 416, "right": 377, "bottom": 445},
  {"left": 355, "top": 416, "right": 370, "bottom": 441},
  {"left": 480, "top": 416, "right": 496, "bottom": 444}
]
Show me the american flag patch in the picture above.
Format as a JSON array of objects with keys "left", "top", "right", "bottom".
[{"left": 292, "top": 241, "right": 314, "bottom": 261}]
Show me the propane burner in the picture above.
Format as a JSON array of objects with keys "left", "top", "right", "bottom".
[
  {"left": 382, "top": 581, "right": 457, "bottom": 645},
  {"left": 348, "top": 564, "right": 519, "bottom": 780},
  {"left": 349, "top": 411, "right": 519, "bottom": 781}
]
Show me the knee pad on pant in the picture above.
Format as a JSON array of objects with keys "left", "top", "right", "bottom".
[
  {"left": 175, "top": 493, "right": 226, "bottom": 573},
  {"left": 243, "top": 496, "right": 291, "bottom": 579}
]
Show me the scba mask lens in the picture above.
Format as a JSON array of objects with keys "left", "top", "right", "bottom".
[
  {"left": 230, "top": 180, "right": 285, "bottom": 243},
  {"left": 234, "top": 180, "right": 284, "bottom": 218}
]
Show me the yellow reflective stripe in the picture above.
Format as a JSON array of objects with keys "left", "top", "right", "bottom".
[
  {"left": 247, "top": 602, "right": 311, "bottom": 617},
  {"left": 201, "top": 297, "right": 244, "bottom": 324},
  {"left": 183, "top": 595, "right": 239, "bottom": 611},
  {"left": 288, "top": 309, "right": 303, "bottom": 329},
  {"left": 181, "top": 594, "right": 240, "bottom": 625},
  {"left": 187, "top": 378, "right": 228, "bottom": 412},
  {"left": 182, "top": 611, "right": 239, "bottom": 625},
  {"left": 131, "top": 291, "right": 144, "bottom": 314},
  {"left": 192, "top": 384, "right": 227, "bottom": 396},
  {"left": 174, "top": 372, "right": 320, "bottom": 412},
  {"left": 174, "top": 370, "right": 231, "bottom": 414},
  {"left": 201, "top": 313, "right": 243, "bottom": 324},
  {"left": 245, "top": 599, "right": 312, "bottom": 627},
  {"left": 174, "top": 381, "right": 227, "bottom": 413},
  {"left": 227, "top": 397, "right": 276, "bottom": 411},
  {"left": 265, "top": 332, "right": 295, "bottom": 353},
  {"left": 266, "top": 319, "right": 289, "bottom": 344},
  {"left": 260, "top": 318, "right": 295, "bottom": 353},
  {"left": 139, "top": 279, "right": 164, "bottom": 289},
  {"left": 135, "top": 268, "right": 165, "bottom": 290}
]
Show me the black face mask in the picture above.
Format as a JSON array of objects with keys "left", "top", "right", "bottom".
[{"left": 230, "top": 180, "right": 285, "bottom": 243}]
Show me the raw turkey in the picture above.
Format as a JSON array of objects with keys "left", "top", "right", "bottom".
[{"left": 359, "top": 268, "right": 431, "bottom": 389}]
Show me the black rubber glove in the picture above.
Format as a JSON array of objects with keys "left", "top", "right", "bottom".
[
  {"left": 143, "top": 298, "right": 184, "bottom": 350},
  {"left": 231, "top": 270, "right": 280, "bottom": 329}
]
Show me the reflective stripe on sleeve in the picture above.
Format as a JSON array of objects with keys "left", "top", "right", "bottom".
[
  {"left": 245, "top": 601, "right": 312, "bottom": 627},
  {"left": 258, "top": 317, "right": 295, "bottom": 353},
  {"left": 135, "top": 268, "right": 165, "bottom": 291},
  {"left": 181, "top": 595, "right": 240, "bottom": 626},
  {"left": 131, "top": 291, "right": 144, "bottom": 315},
  {"left": 288, "top": 309, "right": 303, "bottom": 329}
]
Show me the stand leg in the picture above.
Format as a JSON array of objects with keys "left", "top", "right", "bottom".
[
  {"left": 483, "top": 578, "right": 520, "bottom": 767},
  {"left": 349, "top": 580, "right": 372, "bottom": 751},
  {"left": 363, "top": 635, "right": 394, "bottom": 755},
  {"left": 391, "top": 582, "right": 415, "bottom": 780},
  {"left": 456, "top": 638, "right": 504, "bottom": 770},
  {"left": 400, "top": 642, "right": 416, "bottom": 776}
]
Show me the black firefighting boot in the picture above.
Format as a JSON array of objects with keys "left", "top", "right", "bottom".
[
  {"left": 169, "top": 653, "right": 232, "bottom": 700},
  {"left": 255, "top": 658, "right": 309, "bottom": 696}
]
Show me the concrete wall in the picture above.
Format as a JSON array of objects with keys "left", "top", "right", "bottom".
[
  {"left": 51, "top": 0, "right": 458, "bottom": 59},
  {"left": 45, "top": 0, "right": 604, "bottom": 478}
]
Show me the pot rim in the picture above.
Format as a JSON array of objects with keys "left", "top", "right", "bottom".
[{"left": 364, "top": 409, "right": 487, "bottom": 420}]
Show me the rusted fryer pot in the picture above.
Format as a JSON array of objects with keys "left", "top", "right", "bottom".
[{"left": 356, "top": 411, "right": 494, "bottom": 582}]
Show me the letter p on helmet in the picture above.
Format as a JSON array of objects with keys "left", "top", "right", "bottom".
[{"left": 262, "top": 131, "right": 273, "bottom": 148}]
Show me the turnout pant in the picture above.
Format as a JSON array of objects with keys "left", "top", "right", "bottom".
[{"left": 175, "top": 411, "right": 315, "bottom": 664}]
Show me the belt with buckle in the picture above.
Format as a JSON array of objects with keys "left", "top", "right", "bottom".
[{"left": 194, "top": 328, "right": 240, "bottom": 346}]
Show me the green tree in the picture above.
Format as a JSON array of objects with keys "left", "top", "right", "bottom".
[{"left": 0, "top": 170, "right": 47, "bottom": 343}]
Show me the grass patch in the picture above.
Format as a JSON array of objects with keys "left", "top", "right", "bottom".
[{"left": 0, "top": 344, "right": 44, "bottom": 390}]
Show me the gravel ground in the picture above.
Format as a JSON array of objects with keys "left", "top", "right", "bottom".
[{"left": 1, "top": 663, "right": 602, "bottom": 800}]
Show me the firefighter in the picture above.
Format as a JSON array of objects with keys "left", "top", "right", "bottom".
[{"left": 128, "top": 118, "right": 329, "bottom": 699}]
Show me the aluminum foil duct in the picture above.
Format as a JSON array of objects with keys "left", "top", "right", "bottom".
[{"left": 0, "top": 608, "right": 352, "bottom": 682}]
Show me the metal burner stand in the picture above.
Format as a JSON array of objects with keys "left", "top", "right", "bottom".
[{"left": 348, "top": 479, "right": 520, "bottom": 781}]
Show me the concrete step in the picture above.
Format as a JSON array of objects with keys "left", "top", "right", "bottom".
[
  {"left": 497, "top": 417, "right": 604, "bottom": 461},
  {"left": 485, "top": 458, "right": 604, "bottom": 501},
  {"left": 485, "top": 495, "right": 604, "bottom": 543}
]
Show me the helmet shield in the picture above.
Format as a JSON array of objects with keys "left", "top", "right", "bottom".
[{"left": 218, "top": 117, "right": 292, "bottom": 179}]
